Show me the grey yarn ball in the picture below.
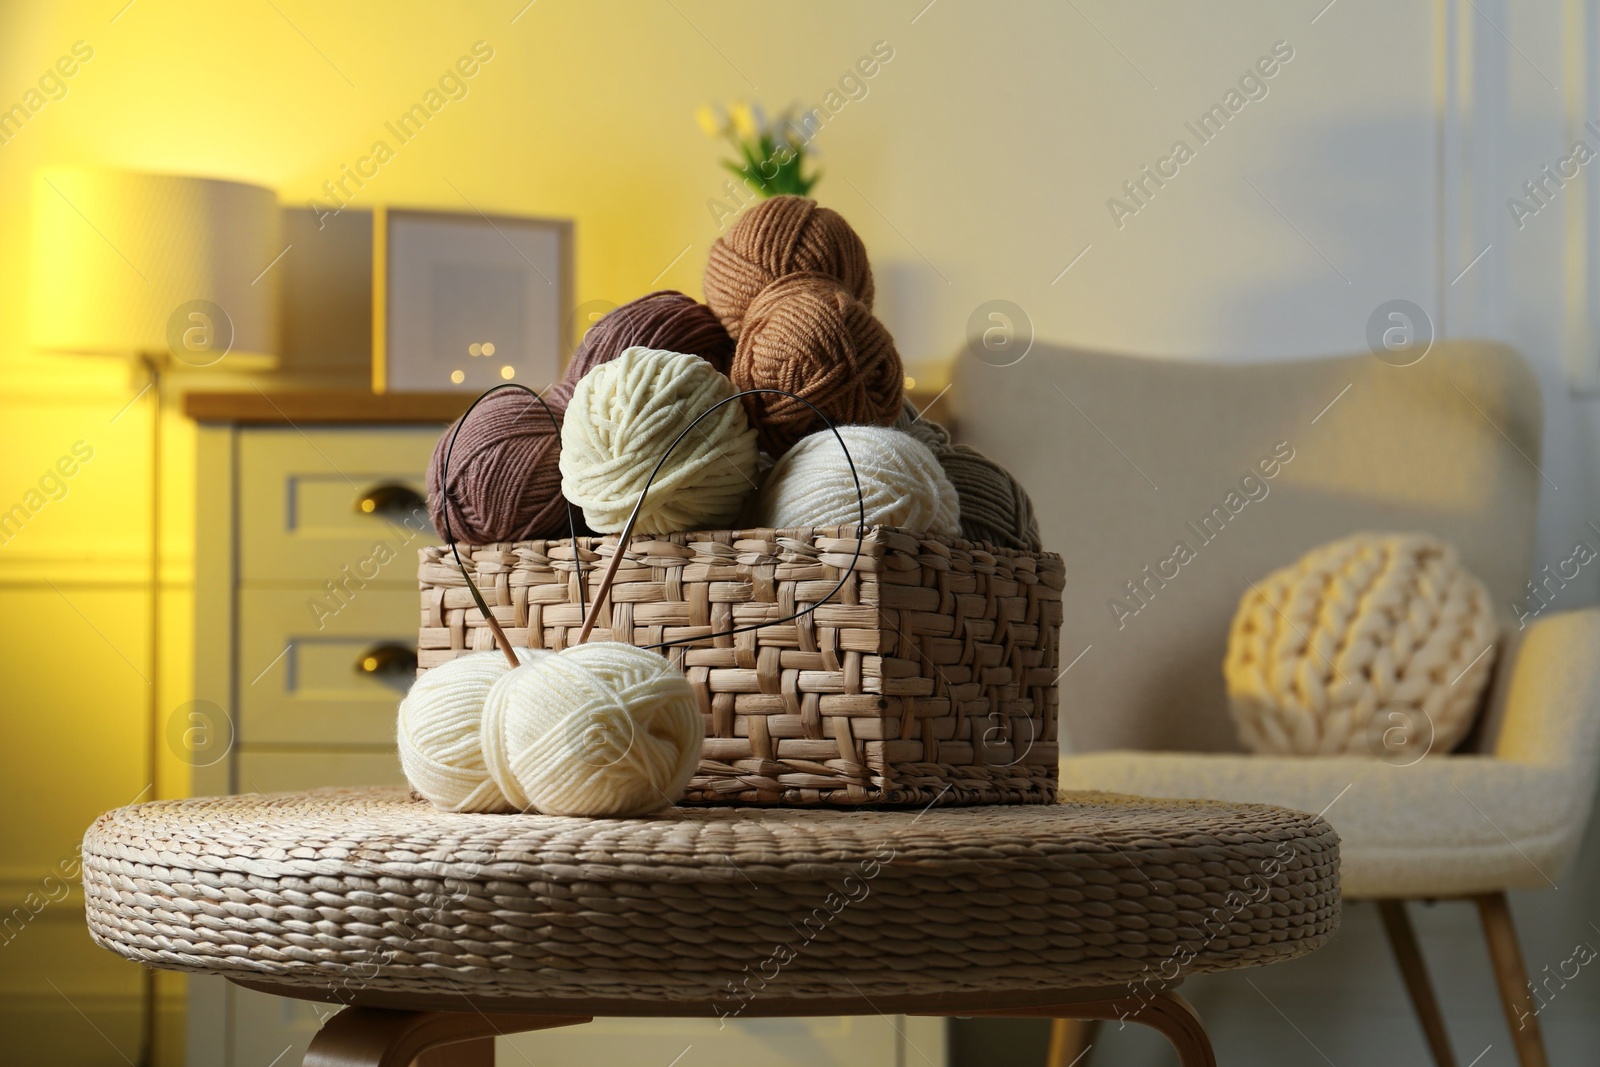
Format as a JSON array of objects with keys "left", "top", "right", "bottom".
[{"left": 895, "top": 400, "right": 1043, "bottom": 552}]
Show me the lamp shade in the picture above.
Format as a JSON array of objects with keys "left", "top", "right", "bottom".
[{"left": 30, "top": 169, "right": 279, "bottom": 363}]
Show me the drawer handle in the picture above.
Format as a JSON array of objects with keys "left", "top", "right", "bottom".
[
  {"left": 357, "top": 483, "right": 427, "bottom": 519},
  {"left": 357, "top": 643, "right": 418, "bottom": 677}
]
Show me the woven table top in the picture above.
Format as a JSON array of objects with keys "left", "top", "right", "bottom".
[{"left": 83, "top": 788, "right": 1339, "bottom": 1010}]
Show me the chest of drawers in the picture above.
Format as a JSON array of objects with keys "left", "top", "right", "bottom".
[
  {"left": 186, "top": 396, "right": 456, "bottom": 1067},
  {"left": 194, "top": 418, "right": 445, "bottom": 795}
]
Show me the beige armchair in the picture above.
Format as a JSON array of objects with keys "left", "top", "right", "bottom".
[{"left": 956, "top": 339, "right": 1600, "bottom": 1067}]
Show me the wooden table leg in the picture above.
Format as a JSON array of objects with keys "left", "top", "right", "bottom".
[
  {"left": 1047, "top": 1018, "right": 1100, "bottom": 1066},
  {"left": 297, "top": 992, "right": 1211, "bottom": 1066},
  {"left": 948, "top": 990, "right": 1214, "bottom": 1067},
  {"left": 413, "top": 1037, "right": 492, "bottom": 1066},
  {"left": 1098, "top": 992, "right": 1213, "bottom": 1067},
  {"left": 302, "top": 1008, "right": 589, "bottom": 1067}
]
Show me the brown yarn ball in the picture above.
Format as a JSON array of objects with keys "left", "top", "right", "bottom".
[
  {"left": 546, "top": 291, "right": 733, "bottom": 409},
  {"left": 704, "top": 196, "right": 875, "bottom": 339},
  {"left": 427, "top": 390, "right": 584, "bottom": 545},
  {"left": 894, "top": 399, "right": 1043, "bottom": 552},
  {"left": 732, "top": 272, "right": 904, "bottom": 455},
  {"left": 940, "top": 445, "right": 1043, "bottom": 551}
]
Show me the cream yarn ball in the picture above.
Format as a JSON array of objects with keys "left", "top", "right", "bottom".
[
  {"left": 752, "top": 424, "right": 961, "bottom": 535},
  {"left": 481, "top": 642, "right": 704, "bottom": 817},
  {"left": 559, "top": 346, "right": 759, "bottom": 534},
  {"left": 397, "top": 648, "right": 545, "bottom": 813},
  {"left": 1225, "top": 533, "right": 1498, "bottom": 758}
]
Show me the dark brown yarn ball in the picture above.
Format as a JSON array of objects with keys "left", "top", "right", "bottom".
[
  {"left": 427, "top": 390, "right": 584, "bottom": 545},
  {"left": 704, "top": 196, "right": 875, "bottom": 340},
  {"left": 546, "top": 291, "right": 733, "bottom": 409},
  {"left": 732, "top": 272, "right": 903, "bottom": 455}
]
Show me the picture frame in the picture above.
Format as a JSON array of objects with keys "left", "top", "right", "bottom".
[{"left": 372, "top": 206, "right": 573, "bottom": 394}]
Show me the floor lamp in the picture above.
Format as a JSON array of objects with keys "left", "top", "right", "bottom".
[{"left": 30, "top": 168, "right": 280, "bottom": 1066}]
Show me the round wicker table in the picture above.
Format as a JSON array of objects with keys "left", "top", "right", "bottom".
[{"left": 82, "top": 788, "right": 1340, "bottom": 1067}]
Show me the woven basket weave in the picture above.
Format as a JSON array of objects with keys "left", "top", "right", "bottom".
[
  {"left": 83, "top": 788, "right": 1341, "bottom": 1003},
  {"left": 417, "top": 525, "right": 1063, "bottom": 807}
]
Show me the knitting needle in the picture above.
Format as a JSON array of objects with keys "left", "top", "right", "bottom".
[{"left": 575, "top": 504, "right": 644, "bottom": 646}]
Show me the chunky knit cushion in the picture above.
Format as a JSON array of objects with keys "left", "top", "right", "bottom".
[{"left": 1224, "top": 533, "right": 1498, "bottom": 758}]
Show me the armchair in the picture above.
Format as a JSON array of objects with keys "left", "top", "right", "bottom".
[{"left": 957, "top": 339, "right": 1600, "bottom": 1066}]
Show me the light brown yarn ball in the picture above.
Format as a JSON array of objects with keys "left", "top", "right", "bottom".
[
  {"left": 1225, "top": 533, "right": 1498, "bottom": 759},
  {"left": 703, "top": 195, "right": 875, "bottom": 339},
  {"left": 894, "top": 400, "right": 1043, "bottom": 552},
  {"left": 732, "top": 272, "right": 903, "bottom": 455}
]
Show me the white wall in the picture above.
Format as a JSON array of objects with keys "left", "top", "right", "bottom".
[
  {"left": 856, "top": 0, "right": 1599, "bottom": 577},
  {"left": 849, "top": 0, "right": 1600, "bottom": 1062}
]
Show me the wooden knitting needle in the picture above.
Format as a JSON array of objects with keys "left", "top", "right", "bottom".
[
  {"left": 575, "top": 495, "right": 651, "bottom": 646},
  {"left": 457, "top": 559, "right": 521, "bottom": 669},
  {"left": 481, "top": 611, "right": 520, "bottom": 669},
  {"left": 572, "top": 389, "right": 850, "bottom": 649}
]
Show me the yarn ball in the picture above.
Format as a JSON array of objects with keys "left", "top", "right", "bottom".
[
  {"left": 732, "top": 272, "right": 904, "bottom": 455},
  {"left": 1225, "top": 533, "right": 1498, "bottom": 759},
  {"left": 704, "top": 195, "right": 875, "bottom": 339},
  {"left": 894, "top": 400, "right": 1043, "bottom": 552},
  {"left": 397, "top": 648, "right": 545, "bottom": 813},
  {"left": 428, "top": 389, "right": 580, "bottom": 544},
  {"left": 481, "top": 642, "right": 704, "bottom": 817},
  {"left": 753, "top": 424, "right": 961, "bottom": 535},
  {"left": 894, "top": 398, "right": 951, "bottom": 449},
  {"left": 560, "top": 347, "right": 759, "bottom": 534},
  {"left": 546, "top": 291, "right": 733, "bottom": 410}
]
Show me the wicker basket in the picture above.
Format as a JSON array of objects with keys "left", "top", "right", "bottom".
[{"left": 416, "top": 525, "right": 1063, "bottom": 806}]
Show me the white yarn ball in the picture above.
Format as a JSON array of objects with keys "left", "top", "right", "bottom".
[
  {"left": 398, "top": 648, "right": 546, "bottom": 813},
  {"left": 481, "top": 642, "right": 704, "bottom": 817},
  {"left": 1225, "top": 533, "right": 1498, "bottom": 758},
  {"left": 752, "top": 424, "right": 961, "bottom": 535},
  {"left": 560, "top": 347, "right": 759, "bottom": 534}
]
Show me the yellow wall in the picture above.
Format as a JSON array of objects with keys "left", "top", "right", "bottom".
[{"left": 0, "top": 4, "right": 982, "bottom": 1060}]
